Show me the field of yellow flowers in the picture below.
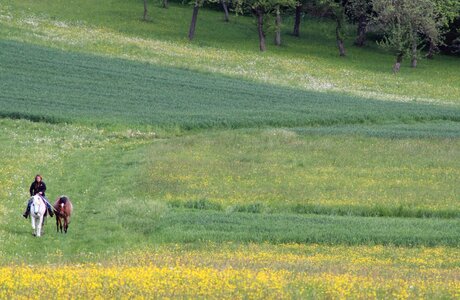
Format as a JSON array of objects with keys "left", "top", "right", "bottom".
[{"left": 1, "top": 244, "right": 459, "bottom": 299}]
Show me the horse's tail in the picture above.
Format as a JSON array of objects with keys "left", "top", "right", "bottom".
[{"left": 67, "top": 199, "right": 73, "bottom": 215}]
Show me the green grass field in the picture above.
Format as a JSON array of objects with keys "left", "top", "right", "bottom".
[
  {"left": 1, "top": 40, "right": 459, "bottom": 131},
  {"left": 0, "top": 0, "right": 459, "bottom": 298},
  {"left": 1, "top": 0, "right": 460, "bottom": 104}
]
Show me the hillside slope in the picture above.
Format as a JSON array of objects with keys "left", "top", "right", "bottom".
[
  {"left": 1, "top": 0, "right": 460, "bottom": 104},
  {"left": 1, "top": 40, "right": 459, "bottom": 133}
]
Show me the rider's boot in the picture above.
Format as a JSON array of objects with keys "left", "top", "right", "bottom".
[
  {"left": 23, "top": 204, "right": 30, "bottom": 218},
  {"left": 47, "top": 204, "right": 54, "bottom": 217}
]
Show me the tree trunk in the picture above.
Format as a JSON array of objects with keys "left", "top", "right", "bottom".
[
  {"left": 163, "top": 0, "right": 168, "bottom": 9},
  {"left": 336, "top": 19, "right": 345, "bottom": 56},
  {"left": 426, "top": 40, "right": 436, "bottom": 59},
  {"left": 393, "top": 53, "right": 403, "bottom": 73},
  {"left": 221, "top": 0, "right": 229, "bottom": 22},
  {"left": 334, "top": 6, "right": 346, "bottom": 57},
  {"left": 293, "top": 3, "right": 302, "bottom": 37},
  {"left": 188, "top": 2, "right": 200, "bottom": 40},
  {"left": 337, "top": 39, "right": 346, "bottom": 56},
  {"left": 143, "top": 0, "right": 148, "bottom": 21},
  {"left": 275, "top": 7, "right": 281, "bottom": 46},
  {"left": 253, "top": 8, "right": 266, "bottom": 51},
  {"left": 354, "top": 15, "right": 367, "bottom": 47},
  {"left": 411, "top": 41, "right": 417, "bottom": 68}
]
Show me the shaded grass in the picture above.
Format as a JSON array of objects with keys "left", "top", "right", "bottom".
[{"left": 1, "top": 40, "right": 459, "bottom": 133}]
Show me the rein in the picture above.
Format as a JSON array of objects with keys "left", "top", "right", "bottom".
[{"left": 33, "top": 196, "right": 58, "bottom": 213}]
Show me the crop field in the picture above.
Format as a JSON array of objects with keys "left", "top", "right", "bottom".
[
  {"left": 2, "top": 40, "right": 459, "bottom": 131},
  {"left": 1, "top": 0, "right": 460, "bottom": 298}
]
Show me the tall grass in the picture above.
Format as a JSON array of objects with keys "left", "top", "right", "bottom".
[
  {"left": 144, "top": 129, "right": 460, "bottom": 218},
  {"left": 152, "top": 209, "right": 460, "bottom": 246},
  {"left": 1, "top": 40, "right": 459, "bottom": 133}
]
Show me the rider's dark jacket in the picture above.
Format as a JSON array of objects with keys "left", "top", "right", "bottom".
[{"left": 30, "top": 181, "right": 46, "bottom": 197}]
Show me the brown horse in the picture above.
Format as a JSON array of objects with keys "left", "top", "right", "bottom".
[{"left": 53, "top": 196, "right": 73, "bottom": 233}]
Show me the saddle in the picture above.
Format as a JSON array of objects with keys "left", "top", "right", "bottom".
[{"left": 38, "top": 195, "right": 54, "bottom": 217}]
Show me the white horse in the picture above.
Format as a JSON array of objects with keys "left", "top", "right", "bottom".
[{"left": 30, "top": 195, "right": 47, "bottom": 237}]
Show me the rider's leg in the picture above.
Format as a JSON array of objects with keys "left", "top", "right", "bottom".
[
  {"left": 23, "top": 199, "right": 32, "bottom": 218},
  {"left": 42, "top": 196, "right": 54, "bottom": 217}
]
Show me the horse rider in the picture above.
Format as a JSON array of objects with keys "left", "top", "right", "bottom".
[{"left": 23, "top": 174, "right": 54, "bottom": 218}]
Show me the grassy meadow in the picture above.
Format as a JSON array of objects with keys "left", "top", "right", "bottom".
[
  {"left": 1, "top": 0, "right": 460, "bottom": 104},
  {"left": 1, "top": 0, "right": 460, "bottom": 298}
]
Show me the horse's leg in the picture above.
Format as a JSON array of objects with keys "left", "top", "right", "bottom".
[
  {"left": 56, "top": 215, "right": 59, "bottom": 232},
  {"left": 36, "top": 217, "right": 41, "bottom": 237},
  {"left": 64, "top": 216, "right": 68, "bottom": 233},
  {"left": 41, "top": 216, "right": 45, "bottom": 236},
  {"left": 57, "top": 217, "right": 62, "bottom": 233},
  {"left": 31, "top": 217, "right": 36, "bottom": 236}
]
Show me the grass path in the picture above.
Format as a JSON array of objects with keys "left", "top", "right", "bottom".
[{"left": 0, "top": 119, "right": 458, "bottom": 266}]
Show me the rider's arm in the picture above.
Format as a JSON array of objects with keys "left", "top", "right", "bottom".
[{"left": 40, "top": 182, "right": 46, "bottom": 195}]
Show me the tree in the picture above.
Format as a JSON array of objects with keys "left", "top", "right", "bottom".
[
  {"left": 427, "top": 0, "right": 460, "bottom": 58},
  {"left": 222, "top": 0, "right": 230, "bottom": 22},
  {"left": 274, "top": 5, "right": 282, "bottom": 45},
  {"left": 317, "top": 0, "right": 347, "bottom": 56},
  {"left": 188, "top": 0, "right": 204, "bottom": 40},
  {"left": 143, "top": 0, "right": 148, "bottom": 21},
  {"left": 252, "top": 4, "right": 267, "bottom": 50},
  {"left": 332, "top": 1, "right": 347, "bottom": 56},
  {"left": 373, "top": 0, "right": 443, "bottom": 69},
  {"left": 188, "top": 0, "right": 229, "bottom": 40},
  {"left": 346, "top": 0, "right": 373, "bottom": 47},
  {"left": 236, "top": 0, "right": 295, "bottom": 51},
  {"left": 446, "top": 18, "right": 460, "bottom": 55},
  {"left": 292, "top": 0, "right": 306, "bottom": 37}
]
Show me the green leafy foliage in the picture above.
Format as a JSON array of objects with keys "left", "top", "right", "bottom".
[{"left": 373, "top": 0, "right": 443, "bottom": 64}]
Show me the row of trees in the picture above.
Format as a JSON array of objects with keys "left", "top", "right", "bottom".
[{"left": 143, "top": 0, "right": 460, "bottom": 71}]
